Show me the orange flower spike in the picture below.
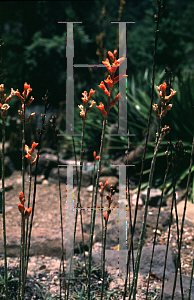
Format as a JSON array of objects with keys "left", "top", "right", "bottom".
[
  {"left": 95, "top": 155, "right": 100, "bottom": 160},
  {"left": 24, "top": 207, "right": 32, "bottom": 219},
  {"left": 93, "top": 151, "right": 96, "bottom": 158},
  {"left": 104, "top": 181, "right": 109, "bottom": 187},
  {"left": 18, "top": 203, "right": 25, "bottom": 213},
  {"left": 96, "top": 102, "right": 107, "bottom": 118}
]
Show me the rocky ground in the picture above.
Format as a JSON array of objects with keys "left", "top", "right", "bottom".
[{"left": 0, "top": 170, "right": 194, "bottom": 299}]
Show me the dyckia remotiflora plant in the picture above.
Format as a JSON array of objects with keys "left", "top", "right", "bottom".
[
  {"left": 0, "top": 83, "right": 18, "bottom": 299},
  {"left": 1, "top": 82, "right": 38, "bottom": 299},
  {"left": 86, "top": 50, "right": 127, "bottom": 299}
]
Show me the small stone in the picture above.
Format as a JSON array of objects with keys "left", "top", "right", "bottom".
[
  {"left": 42, "top": 179, "right": 49, "bottom": 185},
  {"left": 41, "top": 277, "right": 46, "bottom": 281},
  {"left": 39, "top": 264, "right": 46, "bottom": 270},
  {"left": 53, "top": 275, "right": 58, "bottom": 281}
]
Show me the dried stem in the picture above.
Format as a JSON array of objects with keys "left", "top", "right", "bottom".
[
  {"left": 66, "top": 119, "right": 87, "bottom": 299},
  {"left": 130, "top": 127, "right": 169, "bottom": 299},
  {"left": 87, "top": 118, "right": 107, "bottom": 299},
  {"left": 171, "top": 135, "right": 194, "bottom": 299}
]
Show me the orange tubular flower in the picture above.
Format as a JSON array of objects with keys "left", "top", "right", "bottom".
[
  {"left": 81, "top": 89, "right": 95, "bottom": 108},
  {"left": 32, "top": 154, "right": 40, "bottom": 165},
  {"left": 156, "top": 82, "right": 167, "bottom": 98},
  {"left": 103, "top": 212, "right": 108, "bottom": 222},
  {"left": 104, "top": 75, "right": 113, "bottom": 89},
  {"left": 26, "top": 96, "right": 34, "bottom": 107},
  {"left": 18, "top": 203, "right": 25, "bottom": 213},
  {"left": 88, "top": 100, "right": 96, "bottom": 111},
  {"left": 19, "top": 191, "right": 25, "bottom": 202},
  {"left": 110, "top": 93, "right": 121, "bottom": 108},
  {"left": 88, "top": 88, "right": 95, "bottom": 100},
  {"left": 23, "top": 82, "right": 32, "bottom": 98},
  {"left": 15, "top": 89, "right": 24, "bottom": 101},
  {"left": 29, "top": 142, "right": 39, "bottom": 154},
  {"left": 96, "top": 102, "right": 107, "bottom": 118},
  {"left": 108, "top": 51, "right": 115, "bottom": 61},
  {"left": 25, "top": 152, "right": 31, "bottom": 162},
  {"left": 98, "top": 81, "right": 110, "bottom": 97},
  {"left": 102, "top": 58, "right": 112, "bottom": 73},
  {"left": 113, "top": 71, "right": 128, "bottom": 84},
  {"left": 24, "top": 82, "right": 31, "bottom": 91},
  {"left": 24, "top": 207, "right": 32, "bottom": 218}
]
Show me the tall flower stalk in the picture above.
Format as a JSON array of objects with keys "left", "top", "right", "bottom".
[
  {"left": 66, "top": 89, "right": 96, "bottom": 300},
  {"left": 0, "top": 84, "right": 20, "bottom": 298},
  {"left": 129, "top": 82, "right": 176, "bottom": 299},
  {"left": 15, "top": 83, "right": 35, "bottom": 299},
  {"left": 100, "top": 184, "right": 115, "bottom": 300},
  {"left": 24, "top": 91, "right": 50, "bottom": 292},
  {"left": 87, "top": 50, "right": 127, "bottom": 299}
]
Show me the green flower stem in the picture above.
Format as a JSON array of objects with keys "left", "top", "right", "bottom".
[
  {"left": 21, "top": 103, "right": 26, "bottom": 300},
  {"left": 87, "top": 118, "right": 107, "bottom": 300},
  {"left": 18, "top": 103, "right": 26, "bottom": 300},
  {"left": 66, "top": 119, "right": 87, "bottom": 300},
  {"left": 24, "top": 99, "right": 48, "bottom": 292},
  {"left": 101, "top": 219, "right": 108, "bottom": 300},
  {"left": 145, "top": 155, "right": 170, "bottom": 298},
  {"left": 130, "top": 127, "right": 168, "bottom": 299},
  {"left": 90, "top": 160, "right": 96, "bottom": 238},
  {"left": 21, "top": 216, "right": 25, "bottom": 300},
  {"left": 2, "top": 116, "right": 8, "bottom": 299},
  {"left": 100, "top": 194, "right": 103, "bottom": 270},
  {"left": 56, "top": 136, "right": 66, "bottom": 299},
  {"left": 25, "top": 163, "right": 32, "bottom": 264}
]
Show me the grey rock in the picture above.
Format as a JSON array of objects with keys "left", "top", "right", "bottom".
[
  {"left": 92, "top": 244, "right": 176, "bottom": 278},
  {"left": 157, "top": 274, "right": 194, "bottom": 300},
  {"left": 141, "top": 188, "right": 166, "bottom": 206},
  {"left": 48, "top": 167, "right": 92, "bottom": 186}
]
